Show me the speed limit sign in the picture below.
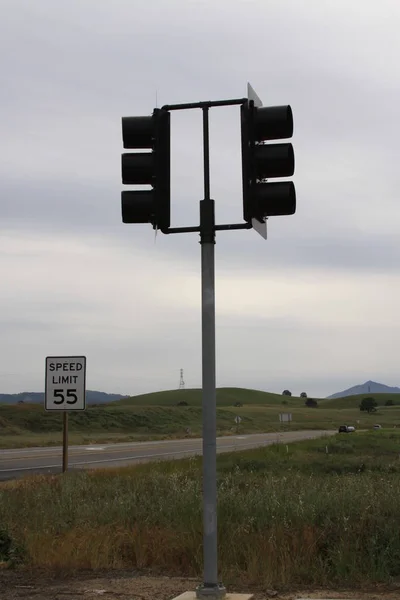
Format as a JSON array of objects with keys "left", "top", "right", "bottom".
[{"left": 45, "top": 356, "right": 86, "bottom": 411}]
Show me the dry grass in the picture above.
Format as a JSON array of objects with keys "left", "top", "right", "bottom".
[{"left": 1, "top": 432, "right": 400, "bottom": 587}]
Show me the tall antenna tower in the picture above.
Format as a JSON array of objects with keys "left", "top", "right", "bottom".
[{"left": 179, "top": 368, "right": 185, "bottom": 390}]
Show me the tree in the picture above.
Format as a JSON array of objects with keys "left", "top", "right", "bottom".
[
  {"left": 305, "top": 398, "right": 318, "bottom": 408},
  {"left": 385, "top": 399, "right": 394, "bottom": 406},
  {"left": 300, "top": 392, "right": 307, "bottom": 398},
  {"left": 360, "top": 397, "right": 378, "bottom": 413},
  {"left": 282, "top": 390, "right": 292, "bottom": 396}
]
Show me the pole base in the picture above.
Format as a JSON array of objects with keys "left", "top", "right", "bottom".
[
  {"left": 172, "top": 591, "right": 254, "bottom": 600},
  {"left": 195, "top": 583, "right": 227, "bottom": 599}
]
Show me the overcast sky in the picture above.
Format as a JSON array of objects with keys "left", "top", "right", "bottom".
[{"left": 1, "top": 0, "right": 400, "bottom": 399}]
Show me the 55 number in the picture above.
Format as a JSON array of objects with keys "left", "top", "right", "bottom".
[{"left": 53, "top": 389, "right": 78, "bottom": 405}]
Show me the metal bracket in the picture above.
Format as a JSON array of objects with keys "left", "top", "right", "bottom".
[
  {"left": 163, "top": 222, "right": 252, "bottom": 235},
  {"left": 164, "top": 226, "right": 201, "bottom": 234},
  {"left": 162, "top": 97, "right": 247, "bottom": 112},
  {"left": 199, "top": 199, "right": 215, "bottom": 245},
  {"left": 215, "top": 222, "right": 252, "bottom": 231}
]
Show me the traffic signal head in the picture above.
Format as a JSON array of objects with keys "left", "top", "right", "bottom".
[
  {"left": 241, "top": 101, "right": 296, "bottom": 224},
  {"left": 121, "top": 108, "right": 170, "bottom": 232}
]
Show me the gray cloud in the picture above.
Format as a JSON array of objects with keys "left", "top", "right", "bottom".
[{"left": 2, "top": 174, "right": 399, "bottom": 275}]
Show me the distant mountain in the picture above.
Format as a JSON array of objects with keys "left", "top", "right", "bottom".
[
  {"left": 327, "top": 380, "right": 400, "bottom": 399},
  {"left": 0, "top": 390, "right": 128, "bottom": 405}
]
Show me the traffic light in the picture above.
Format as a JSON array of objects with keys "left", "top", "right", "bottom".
[
  {"left": 121, "top": 108, "right": 171, "bottom": 233},
  {"left": 240, "top": 101, "right": 296, "bottom": 224}
]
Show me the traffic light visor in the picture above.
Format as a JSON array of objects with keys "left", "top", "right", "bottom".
[
  {"left": 121, "top": 190, "right": 154, "bottom": 223},
  {"left": 122, "top": 152, "right": 154, "bottom": 185},
  {"left": 254, "top": 143, "right": 295, "bottom": 179},
  {"left": 255, "top": 181, "right": 296, "bottom": 217},
  {"left": 254, "top": 105, "right": 293, "bottom": 142},
  {"left": 122, "top": 116, "right": 154, "bottom": 149}
]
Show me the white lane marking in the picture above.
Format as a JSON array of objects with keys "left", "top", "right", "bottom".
[
  {"left": 0, "top": 442, "right": 258, "bottom": 473},
  {"left": 0, "top": 448, "right": 201, "bottom": 472},
  {"left": 0, "top": 434, "right": 334, "bottom": 474},
  {"left": 0, "top": 431, "right": 333, "bottom": 461},
  {"left": 0, "top": 438, "right": 205, "bottom": 455},
  {"left": 85, "top": 447, "right": 105, "bottom": 451},
  {"left": 0, "top": 432, "right": 292, "bottom": 456}
]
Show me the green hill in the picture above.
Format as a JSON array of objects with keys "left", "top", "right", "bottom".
[
  {"left": 321, "top": 392, "right": 400, "bottom": 410},
  {"left": 0, "top": 391, "right": 127, "bottom": 405},
  {"left": 1, "top": 386, "right": 400, "bottom": 450},
  {"left": 114, "top": 387, "right": 304, "bottom": 407}
]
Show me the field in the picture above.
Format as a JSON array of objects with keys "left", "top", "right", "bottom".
[
  {"left": 1, "top": 387, "right": 400, "bottom": 449},
  {"left": 1, "top": 430, "right": 400, "bottom": 591}
]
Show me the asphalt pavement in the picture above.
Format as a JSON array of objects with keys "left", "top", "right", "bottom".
[{"left": 0, "top": 429, "right": 335, "bottom": 481}]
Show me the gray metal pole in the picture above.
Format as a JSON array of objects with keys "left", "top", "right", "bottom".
[
  {"left": 62, "top": 411, "right": 68, "bottom": 473},
  {"left": 196, "top": 109, "right": 226, "bottom": 599},
  {"left": 201, "top": 238, "right": 218, "bottom": 583}
]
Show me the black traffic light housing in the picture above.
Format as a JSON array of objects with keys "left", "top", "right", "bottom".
[
  {"left": 240, "top": 101, "right": 296, "bottom": 224},
  {"left": 121, "top": 108, "right": 170, "bottom": 233}
]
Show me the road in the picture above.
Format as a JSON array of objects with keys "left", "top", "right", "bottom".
[{"left": 0, "top": 429, "right": 335, "bottom": 481}]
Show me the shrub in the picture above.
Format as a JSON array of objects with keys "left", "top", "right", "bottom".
[
  {"left": 0, "top": 528, "right": 25, "bottom": 566},
  {"left": 305, "top": 398, "right": 318, "bottom": 408},
  {"left": 360, "top": 397, "right": 378, "bottom": 413}
]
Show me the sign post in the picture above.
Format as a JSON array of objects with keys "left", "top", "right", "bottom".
[
  {"left": 279, "top": 412, "right": 292, "bottom": 424},
  {"left": 45, "top": 355, "right": 87, "bottom": 473},
  {"left": 234, "top": 415, "right": 242, "bottom": 434},
  {"left": 62, "top": 411, "right": 69, "bottom": 473}
]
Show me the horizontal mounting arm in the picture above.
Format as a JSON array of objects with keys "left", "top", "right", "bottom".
[
  {"left": 162, "top": 98, "right": 247, "bottom": 111},
  {"left": 215, "top": 223, "right": 252, "bottom": 231},
  {"left": 163, "top": 222, "right": 252, "bottom": 235},
  {"left": 164, "top": 226, "right": 200, "bottom": 234}
]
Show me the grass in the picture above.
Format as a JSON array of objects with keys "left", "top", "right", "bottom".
[
  {"left": 114, "top": 387, "right": 400, "bottom": 408},
  {"left": 1, "top": 387, "right": 400, "bottom": 449},
  {"left": 1, "top": 430, "right": 400, "bottom": 587},
  {"left": 114, "top": 387, "right": 291, "bottom": 407},
  {"left": 0, "top": 431, "right": 187, "bottom": 449},
  {"left": 323, "top": 392, "right": 400, "bottom": 409}
]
